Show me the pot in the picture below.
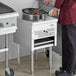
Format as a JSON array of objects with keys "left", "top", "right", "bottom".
[{"left": 22, "top": 8, "right": 47, "bottom": 21}]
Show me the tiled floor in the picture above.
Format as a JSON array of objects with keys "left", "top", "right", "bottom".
[{"left": 0, "top": 52, "right": 62, "bottom": 76}]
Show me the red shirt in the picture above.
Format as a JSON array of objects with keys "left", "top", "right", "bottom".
[{"left": 54, "top": 0, "right": 76, "bottom": 25}]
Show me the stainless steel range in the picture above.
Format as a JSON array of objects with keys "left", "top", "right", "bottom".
[
  {"left": 14, "top": 16, "right": 58, "bottom": 74},
  {"left": 0, "top": 2, "right": 19, "bottom": 76}
]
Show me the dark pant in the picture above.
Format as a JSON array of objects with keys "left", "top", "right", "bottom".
[{"left": 62, "top": 24, "right": 76, "bottom": 73}]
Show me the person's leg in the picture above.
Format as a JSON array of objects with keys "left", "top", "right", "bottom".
[
  {"left": 55, "top": 25, "right": 76, "bottom": 76},
  {"left": 62, "top": 24, "right": 76, "bottom": 73}
]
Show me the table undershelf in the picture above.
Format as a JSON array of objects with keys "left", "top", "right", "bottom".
[{"left": 0, "top": 48, "right": 8, "bottom": 52}]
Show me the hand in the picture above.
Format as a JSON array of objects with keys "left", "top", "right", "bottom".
[
  {"left": 44, "top": 0, "right": 51, "bottom": 6},
  {"left": 49, "top": 8, "right": 59, "bottom": 16}
]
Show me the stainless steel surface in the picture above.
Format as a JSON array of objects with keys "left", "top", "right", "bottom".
[
  {"left": 49, "top": 47, "right": 52, "bottom": 69},
  {"left": 0, "top": 2, "right": 18, "bottom": 76},
  {"left": 5, "top": 35, "right": 8, "bottom": 68},
  {"left": 31, "top": 50, "right": 34, "bottom": 73},
  {"left": 22, "top": 8, "right": 47, "bottom": 21},
  {"left": 22, "top": 13, "right": 46, "bottom": 21},
  {"left": 0, "top": 2, "right": 15, "bottom": 14},
  {"left": 14, "top": 17, "right": 58, "bottom": 74}
]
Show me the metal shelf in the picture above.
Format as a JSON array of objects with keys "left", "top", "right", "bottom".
[{"left": 0, "top": 48, "right": 8, "bottom": 52}]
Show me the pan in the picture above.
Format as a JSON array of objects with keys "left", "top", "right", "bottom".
[{"left": 22, "top": 8, "right": 47, "bottom": 21}]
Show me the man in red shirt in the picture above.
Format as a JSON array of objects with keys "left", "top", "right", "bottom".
[{"left": 50, "top": 0, "right": 76, "bottom": 76}]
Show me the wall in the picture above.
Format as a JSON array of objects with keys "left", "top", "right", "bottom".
[{"left": 0, "top": 0, "right": 38, "bottom": 62}]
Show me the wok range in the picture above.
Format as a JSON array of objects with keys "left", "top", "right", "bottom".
[{"left": 22, "top": 8, "right": 47, "bottom": 21}]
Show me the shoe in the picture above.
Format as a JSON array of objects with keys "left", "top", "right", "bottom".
[
  {"left": 59, "top": 67, "right": 76, "bottom": 75},
  {"left": 55, "top": 70, "right": 73, "bottom": 76},
  {"left": 73, "top": 70, "right": 76, "bottom": 74},
  {"left": 60, "top": 67, "right": 63, "bottom": 71},
  {"left": 73, "top": 70, "right": 76, "bottom": 76}
]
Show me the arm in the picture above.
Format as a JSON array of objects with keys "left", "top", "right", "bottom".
[{"left": 49, "top": 0, "right": 64, "bottom": 16}]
